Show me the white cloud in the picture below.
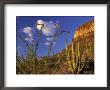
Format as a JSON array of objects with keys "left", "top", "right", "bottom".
[
  {"left": 43, "top": 22, "right": 56, "bottom": 36},
  {"left": 46, "top": 37, "right": 53, "bottom": 41},
  {"left": 53, "top": 42, "right": 55, "bottom": 45},
  {"left": 36, "top": 20, "right": 44, "bottom": 30},
  {"left": 23, "top": 27, "right": 32, "bottom": 34},
  {"left": 44, "top": 41, "right": 55, "bottom": 46},
  {"left": 22, "top": 27, "right": 33, "bottom": 43},
  {"left": 25, "top": 38, "right": 33, "bottom": 42},
  {"left": 45, "top": 42, "right": 50, "bottom": 46},
  {"left": 36, "top": 25, "right": 43, "bottom": 31},
  {"left": 36, "top": 20, "right": 57, "bottom": 36},
  {"left": 28, "top": 33, "right": 32, "bottom": 38},
  {"left": 37, "top": 20, "right": 44, "bottom": 24}
]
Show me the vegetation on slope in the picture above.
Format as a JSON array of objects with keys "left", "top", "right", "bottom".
[{"left": 16, "top": 20, "right": 94, "bottom": 74}]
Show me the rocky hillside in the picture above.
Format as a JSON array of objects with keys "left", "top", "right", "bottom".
[
  {"left": 59, "top": 20, "right": 94, "bottom": 62},
  {"left": 47, "top": 20, "right": 94, "bottom": 74},
  {"left": 16, "top": 20, "right": 94, "bottom": 74}
]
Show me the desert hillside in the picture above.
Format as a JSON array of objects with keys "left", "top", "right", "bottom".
[
  {"left": 49, "top": 20, "right": 94, "bottom": 74},
  {"left": 60, "top": 20, "right": 94, "bottom": 61},
  {"left": 16, "top": 20, "right": 94, "bottom": 74}
]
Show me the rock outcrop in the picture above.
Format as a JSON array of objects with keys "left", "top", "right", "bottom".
[{"left": 59, "top": 20, "right": 94, "bottom": 62}]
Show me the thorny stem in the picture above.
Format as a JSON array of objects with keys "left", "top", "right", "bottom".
[
  {"left": 48, "top": 29, "right": 70, "bottom": 57},
  {"left": 34, "top": 25, "right": 44, "bottom": 72},
  {"left": 48, "top": 32, "right": 57, "bottom": 57},
  {"left": 34, "top": 30, "right": 42, "bottom": 57}
]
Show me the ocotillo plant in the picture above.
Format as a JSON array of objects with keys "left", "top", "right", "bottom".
[
  {"left": 34, "top": 22, "right": 44, "bottom": 72},
  {"left": 17, "top": 33, "right": 30, "bottom": 50},
  {"left": 48, "top": 32, "right": 57, "bottom": 57},
  {"left": 47, "top": 22, "right": 70, "bottom": 57}
]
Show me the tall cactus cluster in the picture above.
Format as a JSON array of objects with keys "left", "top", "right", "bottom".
[
  {"left": 63, "top": 20, "right": 94, "bottom": 74},
  {"left": 65, "top": 39, "right": 88, "bottom": 74}
]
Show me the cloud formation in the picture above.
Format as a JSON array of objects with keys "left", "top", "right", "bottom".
[
  {"left": 36, "top": 20, "right": 57, "bottom": 36},
  {"left": 23, "top": 27, "right": 32, "bottom": 34},
  {"left": 36, "top": 20, "right": 44, "bottom": 30},
  {"left": 46, "top": 37, "right": 53, "bottom": 41},
  {"left": 23, "top": 27, "right": 33, "bottom": 42},
  {"left": 44, "top": 41, "right": 55, "bottom": 46},
  {"left": 45, "top": 42, "right": 50, "bottom": 46}
]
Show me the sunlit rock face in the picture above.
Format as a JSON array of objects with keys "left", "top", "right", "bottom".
[
  {"left": 58, "top": 20, "right": 94, "bottom": 62},
  {"left": 73, "top": 20, "right": 94, "bottom": 61},
  {"left": 74, "top": 20, "right": 94, "bottom": 39}
]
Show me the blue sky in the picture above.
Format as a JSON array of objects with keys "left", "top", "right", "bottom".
[{"left": 16, "top": 16, "right": 94, "bottom": 57}]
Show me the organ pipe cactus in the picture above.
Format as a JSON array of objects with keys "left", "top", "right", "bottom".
[
  {"left": 65, "top": 40, "right": 74, "bottom": 73},
  {"left": 67, "top": 39, "right": 87, "bottom": 74},
  {"left": 57, "top": 53, "right": 61, "bottom": 64}
]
